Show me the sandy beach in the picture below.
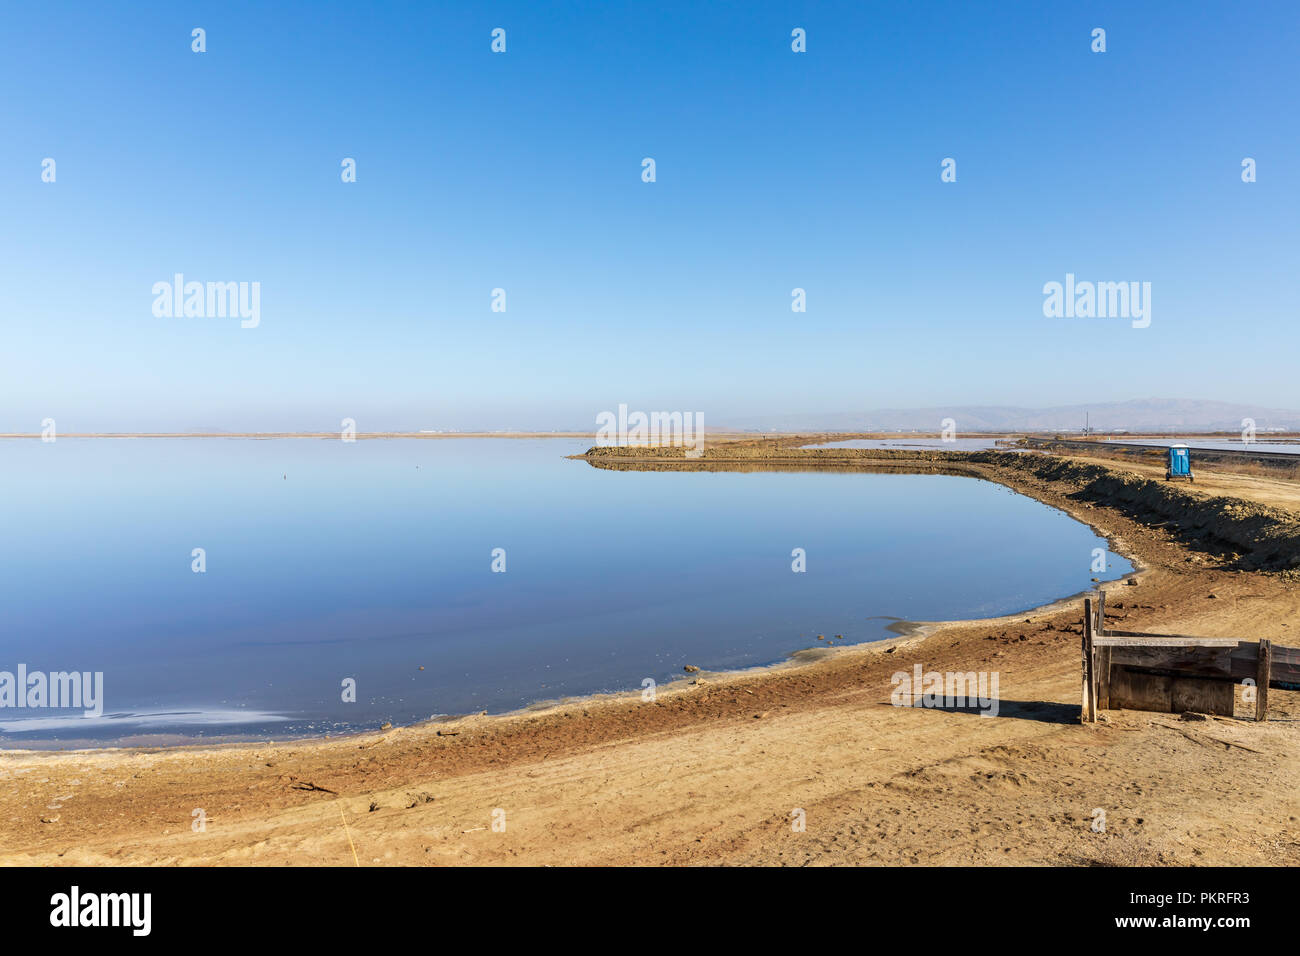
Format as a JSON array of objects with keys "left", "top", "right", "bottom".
[{"left": 2, "top": 441, "right": 1297, "bottom": 867}]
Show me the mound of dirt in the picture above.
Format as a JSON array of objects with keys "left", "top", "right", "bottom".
[{"left": 969, "top": 452, "right": 1300, "bottom": 573}]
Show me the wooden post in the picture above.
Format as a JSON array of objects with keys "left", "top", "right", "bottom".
[
  {"left": 1082, "top": 598, "right": 1095, "bottom": 723},
  {"left": 1097, "top": 644, "right": 1111, "bottom": 711},
  {"left": 1087, "top": 606, "right": 1097, "bottom": 723},
  {"left": 1256, "top": 639, "right": 1271, "bottom": 722},
  {"left": 1094, "top": 591, "right": 1107, "bottom": 713}
]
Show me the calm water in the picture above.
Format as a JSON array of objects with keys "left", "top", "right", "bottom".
[
  {"left": 804, "top": 438, "right": 1009, "bottom": 451},
  {"left": 0, "top": 438, "right": 1130, "bottom": 746}
]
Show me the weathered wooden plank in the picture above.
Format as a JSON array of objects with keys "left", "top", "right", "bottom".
[
  {"left": 1109, "top": 644, "right": 1235, "bottom": 679},
  {"left": 1101, "top": 632, "right": 1300, "bottom": 659},
  {"left": 1108, "top": 668, "right": 1164, "bottom": 713},
  {"left": 1097, "top": 644, "right": 1112, "bottom": 710},
  {"left": 1170, "top": 675, "right": 1237, "bottom": 715},
  {"left": 1108, "top": 666, "right": 1236, "bottom": 716},
  {"left": 1095, "top": 636, "right": 1242, "bottom": 648},
  {"left": 1228, "top": 646, "right": 1300, "bottom": 685},
  {"left": 1091, "top": 647, "right": 1101, "bottom": 721},
  {"left": 1229, "top": 643, "right": 1260, "bottom": 689},
  {"left": 1082, "top": 598, "right": 1094, "bottom": 723},
  {"left": 1257, "top": 639, "right": 1271, "bottom": 722},
  {"left": 1267, "top": 662, "right": 1300, "bottom": 685},
  {"left": 1093, "top": 593, "right": 1105, "bottom": 712},
  {"left": 1099, "top": 629, "right": 1240, "bottom": 642},
  {"left": 1089, "top": 610, "right": 1099, "bottom": 724},
  {"left": 1272, "top": 644, "right": 1300, "bottom": 666}
]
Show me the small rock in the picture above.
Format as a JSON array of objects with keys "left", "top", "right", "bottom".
[
  {"left": 380, "top": 722, "right": 392, "bottom": 731},
  {"left": 40, "top": 815, "right": 59, "bottom": 824},
  {"left": 1208, "top": 594, "right": 1218, "bottom": 600},
  {"left": 1125, "top": 578, "right": 1138, "bottom": 586},
  {"left": 683, "top": 665, "right": 700, "bottom": 673}
]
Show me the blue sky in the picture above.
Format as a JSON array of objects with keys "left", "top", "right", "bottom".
[{"left": 2, "top": 0, "right": 1297, "bottom": 431}]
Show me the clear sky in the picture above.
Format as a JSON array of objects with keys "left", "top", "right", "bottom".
[{"left": 2, "top": 0, "right": 1297, "bottom": 431}]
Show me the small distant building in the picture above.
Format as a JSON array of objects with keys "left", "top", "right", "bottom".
[{"left": 1166, "top": 444, "right": 1193, "bottom": 482}]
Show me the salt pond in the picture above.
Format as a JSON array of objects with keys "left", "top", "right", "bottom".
[{"left": 0, "top": 438, "right": 1130, "bottom": 745}]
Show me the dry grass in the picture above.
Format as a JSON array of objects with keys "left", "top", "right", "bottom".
[{"left": 1080, "top": 832, "right": 1177, "bottom": 867}]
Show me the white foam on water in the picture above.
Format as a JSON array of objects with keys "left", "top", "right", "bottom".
[{"left": 0, "top": 709, "right": 291, "bottom": 733}]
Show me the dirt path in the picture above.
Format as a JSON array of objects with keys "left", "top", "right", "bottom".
[
  {"left": 2, "top": 453, "right": 1297, "bottom": 867},
  {"left": 1065, "top": 453, "right": 1300, "bottom": 515}
]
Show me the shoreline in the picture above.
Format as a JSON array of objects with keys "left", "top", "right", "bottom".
[
  {"left": 0, "top": 590, "right": 1100, "bottom": 755},
  {"left": 0, "top": 578, "right": 1137, "bottom": 755},
  {"left": 0, "top": 450, "right": 1141, "bottom": 755}
]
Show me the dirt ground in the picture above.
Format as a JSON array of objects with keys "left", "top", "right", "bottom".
[
  {"left": 2, "top": 445, "right": 1297, "bottom": 867},
  {"left": 1066, "top": 453, "right": 1300, "bottom": 514}
]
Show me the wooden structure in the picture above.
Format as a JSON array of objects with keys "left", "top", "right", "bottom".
[{"left": 1081, "top": 592, "right": 1298, "bottom": 722}]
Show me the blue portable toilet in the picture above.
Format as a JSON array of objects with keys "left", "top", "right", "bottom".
[{"left": 1166, "top": 444, "right": 1193, "bottom": 482}]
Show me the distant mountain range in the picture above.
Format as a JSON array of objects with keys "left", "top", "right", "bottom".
[
  {"left": 721, "top": 399, "right": 1300, "bottom": 434},
  {"left": 140, "top": 399, "right": 1300, "bottom": 434}
]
